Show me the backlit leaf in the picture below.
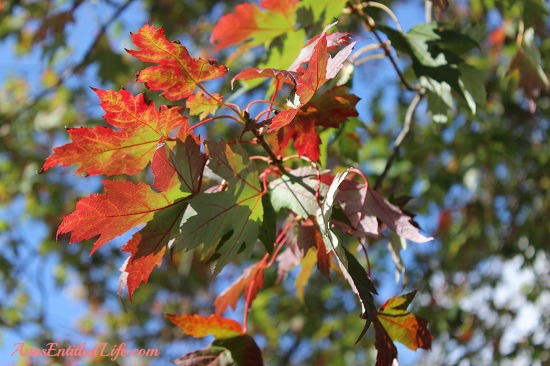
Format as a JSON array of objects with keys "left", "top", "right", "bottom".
[
  {"left": 43, "top": 88, "right": 188, "bottom": 176},
  {"left": 128, "top": 24, "right": 227, "bottom": 101},
  {"left": 57, "top": 180, "right": 183, "bottom": 255},
  {"left": 337, "top": 181, "right": 433, "bottom": 243},
  {"left": 165, "top": 313, "right": 243, "bottom": 339},
  {"left": 187, "top": 92, "right": 223, "bottom": 120},
  {"left": 215, "top": 257, "right": 267, "bottom": 314},
  {"left": 175, "top": 141, "right": 264, "bottom": 273},
  {"left": 377, "top": 291, "right": 433, "bottom": 351},
  {"left": 295, "top": 247, "right": 317, "bottom": 302},
  {"left": 269, "top": 167, "right": 328, "bottom": 218},
  {"left": 211, "top": 0, "right": 298, "bottom": 52}
]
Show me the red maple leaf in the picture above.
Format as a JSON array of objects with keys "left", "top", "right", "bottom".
[
  {"left": 57, "top": 180, "right": 182, "bottom": 255},
  {"left": 42, "top": 88, "right": 188, "bottom": 176},
  {"left": 127, "top": 24, "right": 227, "bottom": 101},
  {"left": 277, "top": 86, "right": 359, "bottom": 161},
  {"left": 211, "top": 0, "right": 299, "bottom": 52},
  {"left": 269, "top": 25, "right": 356, "bottom": 132},
  {"left": 119, "top": 135, "right": 207, "bottom": 300}
]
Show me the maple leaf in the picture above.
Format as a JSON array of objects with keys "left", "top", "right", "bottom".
[
  {"left": 172, "top": 347, "right": 233, "bottom": 366},
  {"left": 371, "top": 291, "right": 432, "bottom": 366},
  {"left": 118, "top": 135, "right": 206, "bottom": 300},
  {"left": 57, "top": 180, "right": 184, "bottom": 255},
  {"left": 288, "top": 30, "right": 352, "bottom": 72},
  {"left": 173, "top": 335, "right": 264, "bottom": 366},
  {"left": 279, "top": 117, "right": 321, "bottom": 160},
  {"left": 278, "top": 86, "right": 359, "bottom": 160},
  {"left": 151, "top": 135, "right": 207, "bottom": 194},
  {"left": 337, "top": 181, "right": 433, "bottom": 243},
  {"left": 42, "top": 88, "right": 188, "bottom": 176},
  {"left": 377, "top": 291, "right": 433, "bottom": 351},
  {"left": 269, "top": 25, "right": 356, "bottom": 132},
  {"left": 269, "top": 167, "right": 328, "bottom": 219},
  {"left": 127, "top": 24, "right": 227, "bottom": 101},
  {"left": 215, "top": 256, "right": 267, "bottom": 314},
  {"left": 211, "top": 0, "right": 298, "bottom": 52},
  {"left": 276, "top": 219, "right": 331, "bottom": 282},
  {"left": 165, "top": 313, "right": 243, "bottom": 339},
  {"left": 174, "top": 141, "right": 264, "bottom": 273},
  {"left": 119, "top": 201, "right": 188, "bottom": 300},
  {"left": 186, "top": 92, "right": 223, "bottom": 120},
  {"left": 315, "top": 170, "right": 378, "bottom": 319}
]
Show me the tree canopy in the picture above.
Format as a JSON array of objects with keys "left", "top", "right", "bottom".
[{"left": 0, "top": 0, "right": 548, "bottom": 365}]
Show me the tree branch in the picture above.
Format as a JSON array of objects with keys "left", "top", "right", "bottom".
[
  {"left": 374, "top": 92, "right": 423, "bottom": 190},
  {"left": 348, "top": 1, "right": 418, "bottom": 92}
]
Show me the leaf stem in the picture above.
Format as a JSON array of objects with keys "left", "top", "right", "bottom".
[
  {"left": 243, "top": 254, "right": 269, "bottom": 333},
  {"left": 189, "top": 115, "right": 241, "bottom": 131},
  {"left": 245, "top": 99, "right": 284, "bottom": 112},
  {"left": 266, "top": 219, "right": 295, "bottom": 268},
  {"left": 354, "top": 53, "right": 386, "bottom": 66}
]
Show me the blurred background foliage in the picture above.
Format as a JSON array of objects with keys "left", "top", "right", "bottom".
[{"left": 0, "top": 0, "right": 548, "bottom": 365}]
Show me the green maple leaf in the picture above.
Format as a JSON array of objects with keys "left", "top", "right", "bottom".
[{"left": 174, "top": 141, "right": 264, "bottom": 273}]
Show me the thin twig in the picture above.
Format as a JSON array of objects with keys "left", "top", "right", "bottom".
[
  {"left": 374, "top": 92, "right": 423, "bottom": 189},
  {"left": 349, "top": 42, "right": 387, "bottom": 63},
  {"left": 363, "top": 1, "right": 403, "bottom": 32},
  {"left": 354, "top": 53, "right": 386, "bottom": 65},
  {"left": 348, "top": 1, "right": 418, "bottom": 91}
]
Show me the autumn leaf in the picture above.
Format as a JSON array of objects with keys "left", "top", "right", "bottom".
[
  {"left": 117, "top": 135, "right": 206, "bottom": 300},
  {"left": 174, "top": 141, "right": 264, "bottom": 273},
  {"left": 151, "top": 135, "right": 207, "bottom": 194},
  {"left": 127, "top": 24, "right": 227, "bottom": 101},
  {"left": 377, "top": 291, "right": 433, "bottom": 351},
  {"left": 57, "top": 180, "right": 183, "bottom": 255},
  {"left": 173, "top": 335, "right": 264, "bottom": 366},
  {"left": 172, "top": 346, "right": 233, "bottom": 366},
  {"left": 186, "top": 92, "right": 223, "bottom": 120},
  {"left": 269, "top": 167, "right": 328, "bottom": 219},
  {"left": 315, "top": 170, "right": 378, "bottom": 322},
  {"left": 42, "top": 88, "right": 188, "bottom": 176},
  {"left": 373, "top": 319, "right": 398, "bottom": 366},
  {"left": 279, "top": 117, "right": 321, "bottom": 160},
  {"left": 165, "top": 313, "right": 243, "bottom": 339},
  {"left": 296, "top": 247, "right": 317, "bottom": 301},
  {"left": 288, "top": 29, "right": 351, "bottom": 72},
  {"left": 336, "top": 181, "right": 433, "bottom": 243},
  {"left": 215, "top": 257, "right": 267, "bottom": 314},
  {"left": 277, "top": 86, "right": 359, "bottom": 160},
  {"left": 211, "top": 0, "right": 298, "bottom": 52},
  {"left": 269, "top": 25, "right": 356, "bottom": 132},
  {"left": 119, "top": 201, "right": 188, "bottom": 300},
  {"left": 371, "top": 291, "right": 432, "bottom": 365}
]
